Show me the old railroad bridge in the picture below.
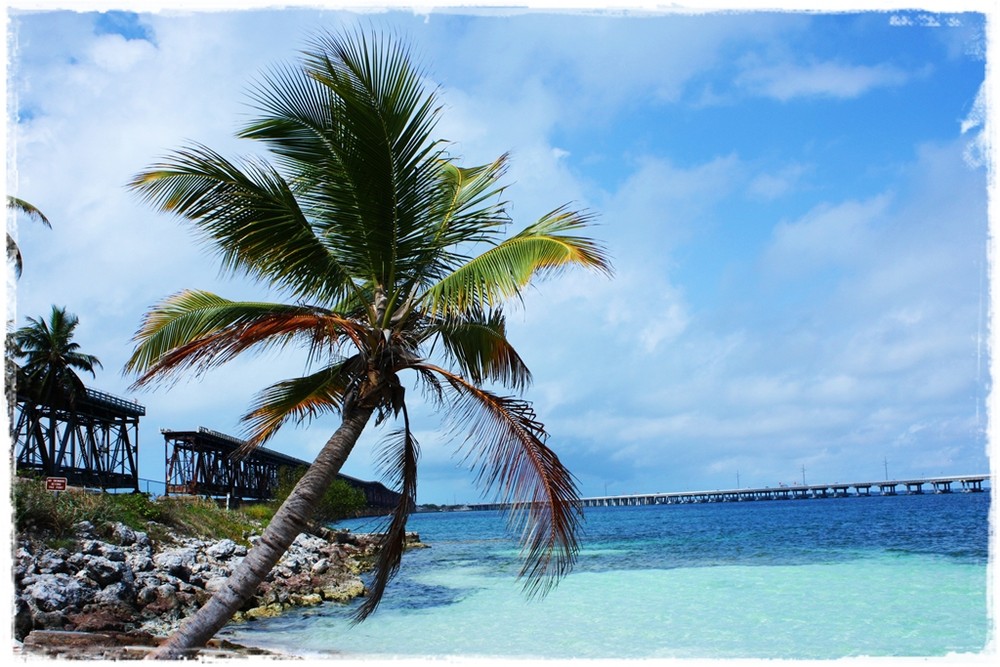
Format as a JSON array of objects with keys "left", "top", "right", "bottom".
[{"left": 12, "top": 386, "right": 399, "bottom": 509}]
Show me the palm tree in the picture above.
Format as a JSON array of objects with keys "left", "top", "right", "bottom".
[
  {"left": 7, "top": 196, "right": 51, "bottom": 278},
  {"left": 11, "top": 305, "right": 101, "bottom": 409},
  {"left": 126, "top": 30, "right": 611, "bottom": 659},
  {"left": 9, "top": 306, "right": 102, "bottom": 465}
]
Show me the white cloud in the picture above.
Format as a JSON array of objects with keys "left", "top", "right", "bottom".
[
  {"left": 738, "top": 60, "right": 917, "bottom": 101},
  {"left": 762, "top": 194, "right": 891, "bottom": 276},
  {"left": 604, "top": 154, "right": 742, "bottom": 258},
  {"left": 88, "top": 33, "right": 157, "bottom": 72},
  {"left": 961, "top": 82, "right": 988, "bottom": 168},
  {"left": 746, "top": 163, "right": 808, "bottom": 201}
]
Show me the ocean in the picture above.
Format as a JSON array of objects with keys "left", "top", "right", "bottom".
[{"left": 217, "top": 491, "right": 992, "bottom": 660}]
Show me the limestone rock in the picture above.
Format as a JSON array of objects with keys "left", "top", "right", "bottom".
[
  {"left": 15, "top": 522, "right": 394, "bottom": 642},
  {"left": 24, "top": 573, "right": 92, "bottom": 612},
  {"left": 111, "top": 522, "right": 138, "bottom": 546}
]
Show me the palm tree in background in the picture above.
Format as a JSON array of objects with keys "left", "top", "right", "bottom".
[
  {"left": 126, "top": 30, "right": 611, "bottom": 659},
  {"left": 9, "top": 306, "right": 102, "bottom": 450},
  {"left": 7, "top": 196, "right": 51, "bottom": 278},
  {"left": 10, "top": 305, "right": 101, "bottom": 409}
]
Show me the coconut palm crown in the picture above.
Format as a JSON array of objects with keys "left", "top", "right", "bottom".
[
  {"left": 11, "top": 305, "right": 101, "bottom": 409},
  {"left": 125, "top": 30, "right": 611, "bottom": 656}
]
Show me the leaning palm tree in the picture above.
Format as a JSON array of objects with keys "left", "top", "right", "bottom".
[
  {"left": 126, "top": 29, "right": 611, "bottom": 659},
  {"left": 6, "top": 196, "right": 51, "bottom": 278}
]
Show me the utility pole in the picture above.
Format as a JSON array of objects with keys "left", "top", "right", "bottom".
[
  {"left": 801, "top": 465, "right": 807, "bottom": 485},
  {"left": 884, "top": 457, "right": 889, "bottom": 481},
  {"left": 736, "top": 470, "right": 741, "bottom": 488}
]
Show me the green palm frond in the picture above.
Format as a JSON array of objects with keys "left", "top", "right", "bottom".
[
  {"left": 7, "top": 234, "right": 23, "bottom": 279},
  {"left": 241, "top": 29, "right": 446, "bottom": 292},
  {"left": 400, "top": 157, "right": 511, "bottom": 295},
  {"left": 430, "top": 308, "right": 531, "bottom": 392},
  {"left": 125, "top": 290, "right": 363, "bottom": 387},
  {"left": 239, "top": 364, "right": 350, "bottom": 449},
  {"left": 128, "top": 145, "right": 355, "bottom": 304},
  {"left": 420, "top": 363, "right": 581, "bottom": 597},
  {"left": 421, "top": 206, "right": 612, "bottom": 317},
  {"left": 424, "top": 157, "right": 510, "bottom": 254}
]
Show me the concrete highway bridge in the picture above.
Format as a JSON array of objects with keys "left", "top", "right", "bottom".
[{"left": 467, "top": 474, "right": 990, "bottom": 511}]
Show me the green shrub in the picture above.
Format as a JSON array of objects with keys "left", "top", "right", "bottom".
[
  {"left": 273, "top": 467, "right": 367, "bottom": 524},
  {"left": 239, "top": 502, "right": 275, "bottom": 524}
]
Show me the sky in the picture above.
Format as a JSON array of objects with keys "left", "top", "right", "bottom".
[{"left": 3, "top": 1, "right": 995, "bottom": 505}]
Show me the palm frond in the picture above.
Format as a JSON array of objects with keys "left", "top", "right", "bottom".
[
  {"left": 128, "top": 144, "right": 355, "bottom": 304},
  {"left": 7, "top": 196, "right": 51, "bottom": 228},
  {"left": 430, "top": 308, "right": 531, "bottom": 392},
  {"left": 239, "top": 60, "right": 337, "bottom": 169},
  {"left": 7, "top": 197, "right": 51, "bottom": 278},
  {"left": 420, "top": 157, "right": 510, "bottom": 264},
  {"left": 420, "top": 206, "right": 612, "bottom": 317},
  {"left": 125, "top": 290, "right": 364, "bottom": 387},
  {"left": 354, "top": 410, "right": 419, "bottom": 622},
  {"left": 7, "top": 233, "right": 23, "bottom": 278},
  {"left": 397, "top": 156, "right": 511, "bottom": 296},
  {"left": 419, "top": 363, "right": 581, "bottom": 597},
  {"left": 296, "top": 29, "right": 448, "bottom": 291},
  {"left": 239, "top": 363, "right": 351, "bottom": 450}
]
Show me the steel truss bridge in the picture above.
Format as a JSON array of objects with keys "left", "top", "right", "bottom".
[
  {"left": 13, "top": 388, "right": 145, "bottom": 492},
  {"left": 163, "top": 426, "right": 401, "bottom": 509}
]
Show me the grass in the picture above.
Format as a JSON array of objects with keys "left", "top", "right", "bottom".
[{"left": 12, "top": 476, "right": 264, "bottom": 547}]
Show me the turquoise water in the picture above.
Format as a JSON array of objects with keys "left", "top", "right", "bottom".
[{"left": 218, "top": 492, "right": 991, "bottom": 659}]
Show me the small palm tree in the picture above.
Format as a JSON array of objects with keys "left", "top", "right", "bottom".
[
  {"left": 9, "top": 306, "right": 102, "bottom": 465},
  {"left": 6, "top": 196, "right": 51, "bottom": 278},
  {"left": 11, "top": 305, "right": 101, "bottom": 409},
  {"left": 126, "top": 30, "right": 611, "bottom": 659}
]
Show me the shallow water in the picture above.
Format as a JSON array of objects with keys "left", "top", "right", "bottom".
[{"left": 218, "top": 492, "right": 991, "bottom": 659}]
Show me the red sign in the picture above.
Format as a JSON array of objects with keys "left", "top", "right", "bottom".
[{"left": 45, "top": 477, "right": 68, "bottom": 492}]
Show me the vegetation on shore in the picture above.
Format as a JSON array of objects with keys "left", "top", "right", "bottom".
[
  {"left": 12, "top": 473, "right": 364, "bottom": 549},
  {"left": 13, "top": 477, "right": 263, "bottom": 547}
]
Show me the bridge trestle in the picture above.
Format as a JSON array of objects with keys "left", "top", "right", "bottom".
[
  {"left": 162, "top": 427, "right": 403, "bottom": 510},
  {"left": 13, "top": 389, "right": 144, "bottom": 492}
]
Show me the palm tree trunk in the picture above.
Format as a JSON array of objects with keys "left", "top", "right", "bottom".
[{"left": 146, "top": 406, "right": 374, "bottom": 660}]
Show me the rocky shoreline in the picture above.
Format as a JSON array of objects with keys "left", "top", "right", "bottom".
[{"left": 13, "top": 519, "right": 425, "bottom": 659}]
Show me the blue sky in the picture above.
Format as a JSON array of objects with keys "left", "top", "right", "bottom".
[{"left": 4, "top": 2, "right": 994, "bottom": 504}]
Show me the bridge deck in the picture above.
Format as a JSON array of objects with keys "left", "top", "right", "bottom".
[{"left": 467, "top": 475, "right": 990, "bottom": 511}]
